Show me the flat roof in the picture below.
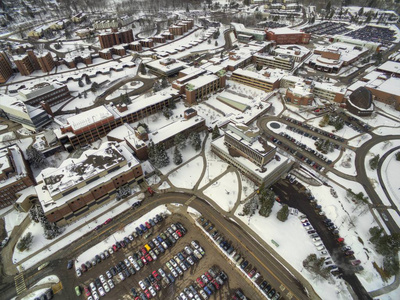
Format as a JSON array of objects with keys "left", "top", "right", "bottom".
[
  {"left": 233, "top": 68, "right": 281, "bottom": 83},
  {"left": 377, "top": 61, "right": 400, "bottom": 75}
]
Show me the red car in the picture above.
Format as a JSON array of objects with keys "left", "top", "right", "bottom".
[
  {"left": 145, "top": 222, "right": 151, "bottom": 229},
  {"left": 141, "top": 247, "right": 147, "bottom": 255},
  {"left": 144, "top": 289, "right": 151, "bottom": 299},
  {"left": 196, "top": 277, "right": 205, "bottom": 288},
  {"left": 81, "top": 264, "right": 87, "bottom": 272},
  {"left": 153, "top": 282, "right": 160, "bottom": 291},
  {"left": 212, "top": 279, "right": 220, "bottom": 290},
  {"left": 104, "top": 218, "right": 113, "bottom": 225},
  {"left": 145, "top": 253, "right": 153, "bottom": 262},
  {"left": 141, "top": 256, "right": 148, "bottom": 265},
  {"left": 205, "top": 272, "right": 213, "bottom": 281},
  {"left": 147, "top": 186, "right": 154, "bottom": 196},
  {"left": 112, "top": 244, "right": 118, "bottom": 252},
  {"left": 84, "top": 287, "right": 91, "bottom": 297},
  {"left": 176, "top": 230, "right": 183, "bottom": 237},
  {"left": 152, "top": 270, "right": 161, "bottom": 281}
]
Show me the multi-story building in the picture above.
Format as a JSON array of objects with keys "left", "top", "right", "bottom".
[
  {"left": 18, "top": 82, "right": 71, "bottom": 107},
  {"left": 146, "top": 58, "right": 187, "bottom": 77},
  {"left": 185, "top": 72, "right": 226, "bottom": 104},
  {"left": 0, "top": 94, "right": 52, "bottom": 131},
  {"left": 253, "top": 53, "right": 294, "bottom": 70},
  {"left": 0, "top": 144, "right": 35, "bottom": 208},
  {"left": 231, "top": 23, "right": 266, "bottom": 41},
  {"left": 35, "top": 141, "right": 143, "bottom": 225},
  {"left": 230, "top": 69, "right": 281, "bottom": 92},
  {"left": 0, "top": 52, "right": 13, "bottom": 83},
  {"left": 211, "top": 123, "right": 292, "bottom": 185},
  {"left": 13, "top": 50, "right": 55, "bottom": 75},
  {"left": 56, "top": 92, "right": 178, "bottom": 151},
  {"left": 272, "top": 44, "right": 311, "bottom": 62},
  {"left": 265, "top": 27, "right": 311, "bottom": 44},
  {"left": 93, "top": 16, "right": 134, "bottom": 30},
  {"left": 285, "top": 82, "right": 314, "bottom": 106},
  {"left": 98, "top": 28, "right": 134, "bottom": 49}
]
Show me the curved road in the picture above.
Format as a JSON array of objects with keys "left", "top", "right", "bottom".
[{"left": 1, "top": 192, "right": 311, "bottom": 300}]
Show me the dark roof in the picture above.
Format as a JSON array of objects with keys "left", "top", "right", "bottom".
[{"left": 349, "top": 87, "right": 373, "bottom": 109}]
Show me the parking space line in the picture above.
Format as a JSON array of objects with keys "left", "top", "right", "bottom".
[{"left": 14, "top": 273, "right": 26, "bottom": 294}]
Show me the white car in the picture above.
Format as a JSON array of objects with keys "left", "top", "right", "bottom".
[
  {"left": 149, "top": 286, "right": 156, "bottom": 297},
  {"left": 180, "top": 263, "right": 187, "bottom": 271},
  {"left": 313, "top": 237, "right": 321, "bottom": 242},
  {"left": 187, "top": 256, "right": 194, "bottom": 265},
  {"left": 191, "top": 241, "right": 199, "bottom": 249},
  {"left": 184, "top": 246, "right": 193, "bottom": 255},
  {"left": 171, "top": 223, "right": 178, "bottom": 231},
  {"left": 317, "top": 246, "right": 325, "bottom": 251},
  {"left": 108, "top": 279, "right": 115, "bottom": 289},
  {"left": 124, "top": 258, "right": 131, "bottom": 267},
  {"left": 170, "top": 259, "right": 178, "bottom": 268},
  {"left": 176, "top": 266, "right": 183, "bottom": 275},
  {"left": 103, "top": 282, "right": 110, "bottom": 293},
  {"left": 201, "top": 274, "right": 209, "bottom": 284},
  {"left": 76, "top": 268, "right": 82, "bottom": 277},
  {"left": 149, "top": 250, "right": 157, "bottom": 260},
  {"left": 98, "top": 287, "right": 105, "bottom": 297},
  {"left": 139, "top": 280, "right": 146, "bottom": 290},
  {"left": 171, "top": 269, "right": 178, "bottom": 278},
  {"left": 92, "top": 291, "right": 99, "bottom": 300},
  {"left": 161, "top": 241, "right": 168, "bottom": 249},
  {"left": 128, "top": 256, "right": 135, "bottom": 264},
  {"left": 199, "top": 289, "right": 208, "bottom": 300},
  {"left": 180, "top": 292, "right": 188, "bottom": 300},
  {"left": 132, "top": 260, "right": 140, "bottom": 271},
  {"left": 118, "top": 272, "right": 125, "bottom": 281},
  {"left": 158, "top": 268, "right": 166, "bottom": 278},
  {"left": 172, "top": 232, "right": 179, "bottom": 240},
  {"left": 174, "top": 255, "right": 181, "bottom": 264},
  {"left": 106, "top": 271, "right": 112, "bottom": 279},
  {"left": 152, "top": 238, "right": 160, "bottom": 246},
  {"left": 99, "top": 275, "right": 106, "bottom": 284},
  {"left": 194, "top": 249, "right": 203, "bottom": 259},
  {"left": 89, "top": 282, "right": 96, "bottom": 291}
]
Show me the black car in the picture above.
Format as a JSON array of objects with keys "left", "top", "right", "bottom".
[
  {"left": 131, "top": 287, "right": 138, "bottom": 297},
  {"left": 240, "top": 260, "right": 248, "bottom": 270},
  {"left": 116, "top": 242, "right": 122, "bottom": 249},
  {"left": 268, "top": 288, "right": 276, "bottom": 298},
  {"left": 124, "top": 237, "right": 130, "bottom": 244},
  {"left": 156, "top": 214, "right": 163, "bottom": 222},
  {"left": 120, "top": 240, "right": 126, "bottom": 248},
  {"left": 119, "top": 261, "right": 127, "bottom": 270},
  {"left": 95, "top": 278, "right": 102, "bottom": 289},
  {"left": 219, "top": 271, "right": 228, "bottom": 281},
  {"left": 128, "top": 266, "right": 136, "bottom": 275},
  {"left": 207, "top": 282, "right": 216, "bottom": 292},
  {"left": 115, "top": 264, "right": 122, "bottom": 273},
  {"left": 144, "top": 278, "right": 151, "bottom": 287},
  {"left": 67, "top": 260, "right": 73, "bottom": 269},
  {"left": 110, "top": 266, "right": 117, "bottom": 276},
  {"left": 123, "top": 268, "right": 131, "bottom": 278},
  {"left": 260, "top": 280, "right": 268, "bottom": 289},
  {"left": 148, "top": 275, "right": 155, "bottom": 284},
  {"left": 95, "top": 255, "right": 101, "bottom": 263}
]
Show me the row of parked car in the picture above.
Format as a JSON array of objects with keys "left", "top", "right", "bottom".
[
  {"left": 176, "top": 266, "right": 228, "bottom": 300},
  {"left": 303, "top": 21, "right": 350, "bottom": 36},
  {"left": 75, "top": 214, "right": 165, "bottom": 276},
  {"left": 134, "top": 241, "right": 206, "bottom": 300},
  {"left": 283, "top": 116, "right": 345, "bottom": 142},
  {"left": 199, "top": 216, "right": 281, "bottom": 300},
  {"left": 32, "top": 289, "right": 53, "bottom": 300},
  {"left": 81, "top": 222, "right": 186, "bottom": 300}
]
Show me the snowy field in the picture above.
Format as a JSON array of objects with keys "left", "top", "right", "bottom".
[
  {"left": 265, "top": 95, "right": 284, "bottom": 116},
  {"left": 75, "top": 205, "right": 169, "bottom": 268},
  {"left": 380, "top": 148, "right": 400, "bottom": 211},
  {"left": 105, "top": 81, "right": 143, "bottom": 101},
  {"left": 203, "top": 171, "right": 239, "bottom": 212},
  {"left": 334, "top": 150, "right": 357, "bottom": 176},
  {"left": 240, "top": 174, "right": 258, "bottom": 201},
  {"left": 168, "top": 156, "right": 203, "bottom": 189},
  {"left": 347, "top": 133, "right": 372, "bottom": 147}
]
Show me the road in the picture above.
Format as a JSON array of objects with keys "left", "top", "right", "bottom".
[{"left": 1, "top": 192, "right": 310, "bottom": 300}]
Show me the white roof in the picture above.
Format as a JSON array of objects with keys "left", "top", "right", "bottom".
[
  {"left": 186, "top": 74, "right": 219, "bottom": 89},
  {"left": 267, "top": 27, "right": 304, "bottom": 35},
  {"left": 378, "top": 61, "right": 400, "bottom": 75},
  {"left": 233, "top": 68, "right": 282, "bottom": 83},
  {"left": 0, "top": 145, "right": 28, "bottom": 190},
  {"left": 367, "top": 77, "right": 400, "bottom": 96},
  {"left": 67, "top": 106, "right": 113, "bottom": 131}
]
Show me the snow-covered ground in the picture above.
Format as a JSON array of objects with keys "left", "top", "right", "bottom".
[
  {"left": 75, "top": 205, "right": 169, "bottom": 267},
  {"left": 334, "top": 149, "right": 357, "bottom": 176},
  {"left": 105, "top": 81, "right": 143, "bottom": 101},
  {"left": 13, "top": 193, "right": 144, "bottom": 270},
  {"left": 234, "top": 202, "right": 352, "bottom": 300},
  {"left": 168, "top": 156, "right": 203, "bottom": 189},
  {"left": 203, "top": 171, "right": 238, "bottom": 212}
]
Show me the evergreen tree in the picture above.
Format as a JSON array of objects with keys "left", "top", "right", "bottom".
[
  {"left": 155, "top": 143, "right": 170, "bottom": 168},
  {"left": 277, "top": 204, "right": 289, "bottom": 222},
  {"left": 174, "top": 133, "right": 186, "bottom": 149},
  {"left": 162, "top": 106, "right": 172, "bottom": 119},
  {"left": 85, "top": 75, "right": 91, "bottom": 84},
  {"left": 189, "top": 132, "right": 201, "bottom": 151},
  {"left": 212, "top": 125, "right": 220, "bottom": 139},
  {"left": 173, "top": 146, "right": 183, "bottom": 165},
  {"left": 161, "top": 76, "right": 169, "bottom": 88},
  {"left": 26, "top": 145, "right": 47, "bottom": 169},
  {"left": 16, "top": 232, "right": 33, "bottom": 252},
  {"left": 148, "top": 141, "right": 156, "bottom": 165},
  {"left": 396, "top": 152, "right": 400, "bottom": 161},
  {"left": 153, "top": 80, "right": 162, "bottom": 92},
  {"left": 168, "top": 98, "right": 176, "bottom": 109},
  {"left": 78, "top": 79, "right": 84, "bottom": 87},
  {"left": 369, "top": 154, "right": 380, "bottom": 170},
  {"left": 91, "top": 82, "right": 100, "bottom": 92}
]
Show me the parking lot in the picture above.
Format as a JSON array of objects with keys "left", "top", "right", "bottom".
[
  {"left": 344, "top": 25, "right": 397, "bottom": 48},
  {"left": 303, "top": 21, "right": 351, "bottom": 36},
  {"left": 74, "top": 213, "right": 262, "bottom": 300}
]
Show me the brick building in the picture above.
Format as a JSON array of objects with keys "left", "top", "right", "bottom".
[
  {"left": 0, "top": 52, "right": 13, "bottom": 83},
  {"left": 35, "top": 142, "right": 143, "bottom": 225},
  {"left": 0, "top": 145, "right": 35, "bottom": 208},
  {"left": 13, "top": 50, "right": 55, "bottom": 75},
  {"left": 56, "top": 93, "right": 178, "bottom": 151},
  {"left": 285, "top": 82, "right": 314, "bottom": 106},
  {"left": 98, "top": 28, "right": 134, "bottom": 49},
  {"left": 185, "top": 72, "right": 226, "bottom": 104},
  {"left": 266, "top": 27, "right": 311, "bottom": 44}
]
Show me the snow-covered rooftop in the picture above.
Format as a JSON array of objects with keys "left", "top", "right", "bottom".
[
  {"left": 0, "top": 145, "right": 28, "bottom": 189},
  {"left": 67, "top": 106, "right": 113, "bottom": 131},
  {"left": 377, "top": 61, "right": 400, "bottom": 75},
  {"left": 233, "top": 68, "right": 282, "bottom": 83}
]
